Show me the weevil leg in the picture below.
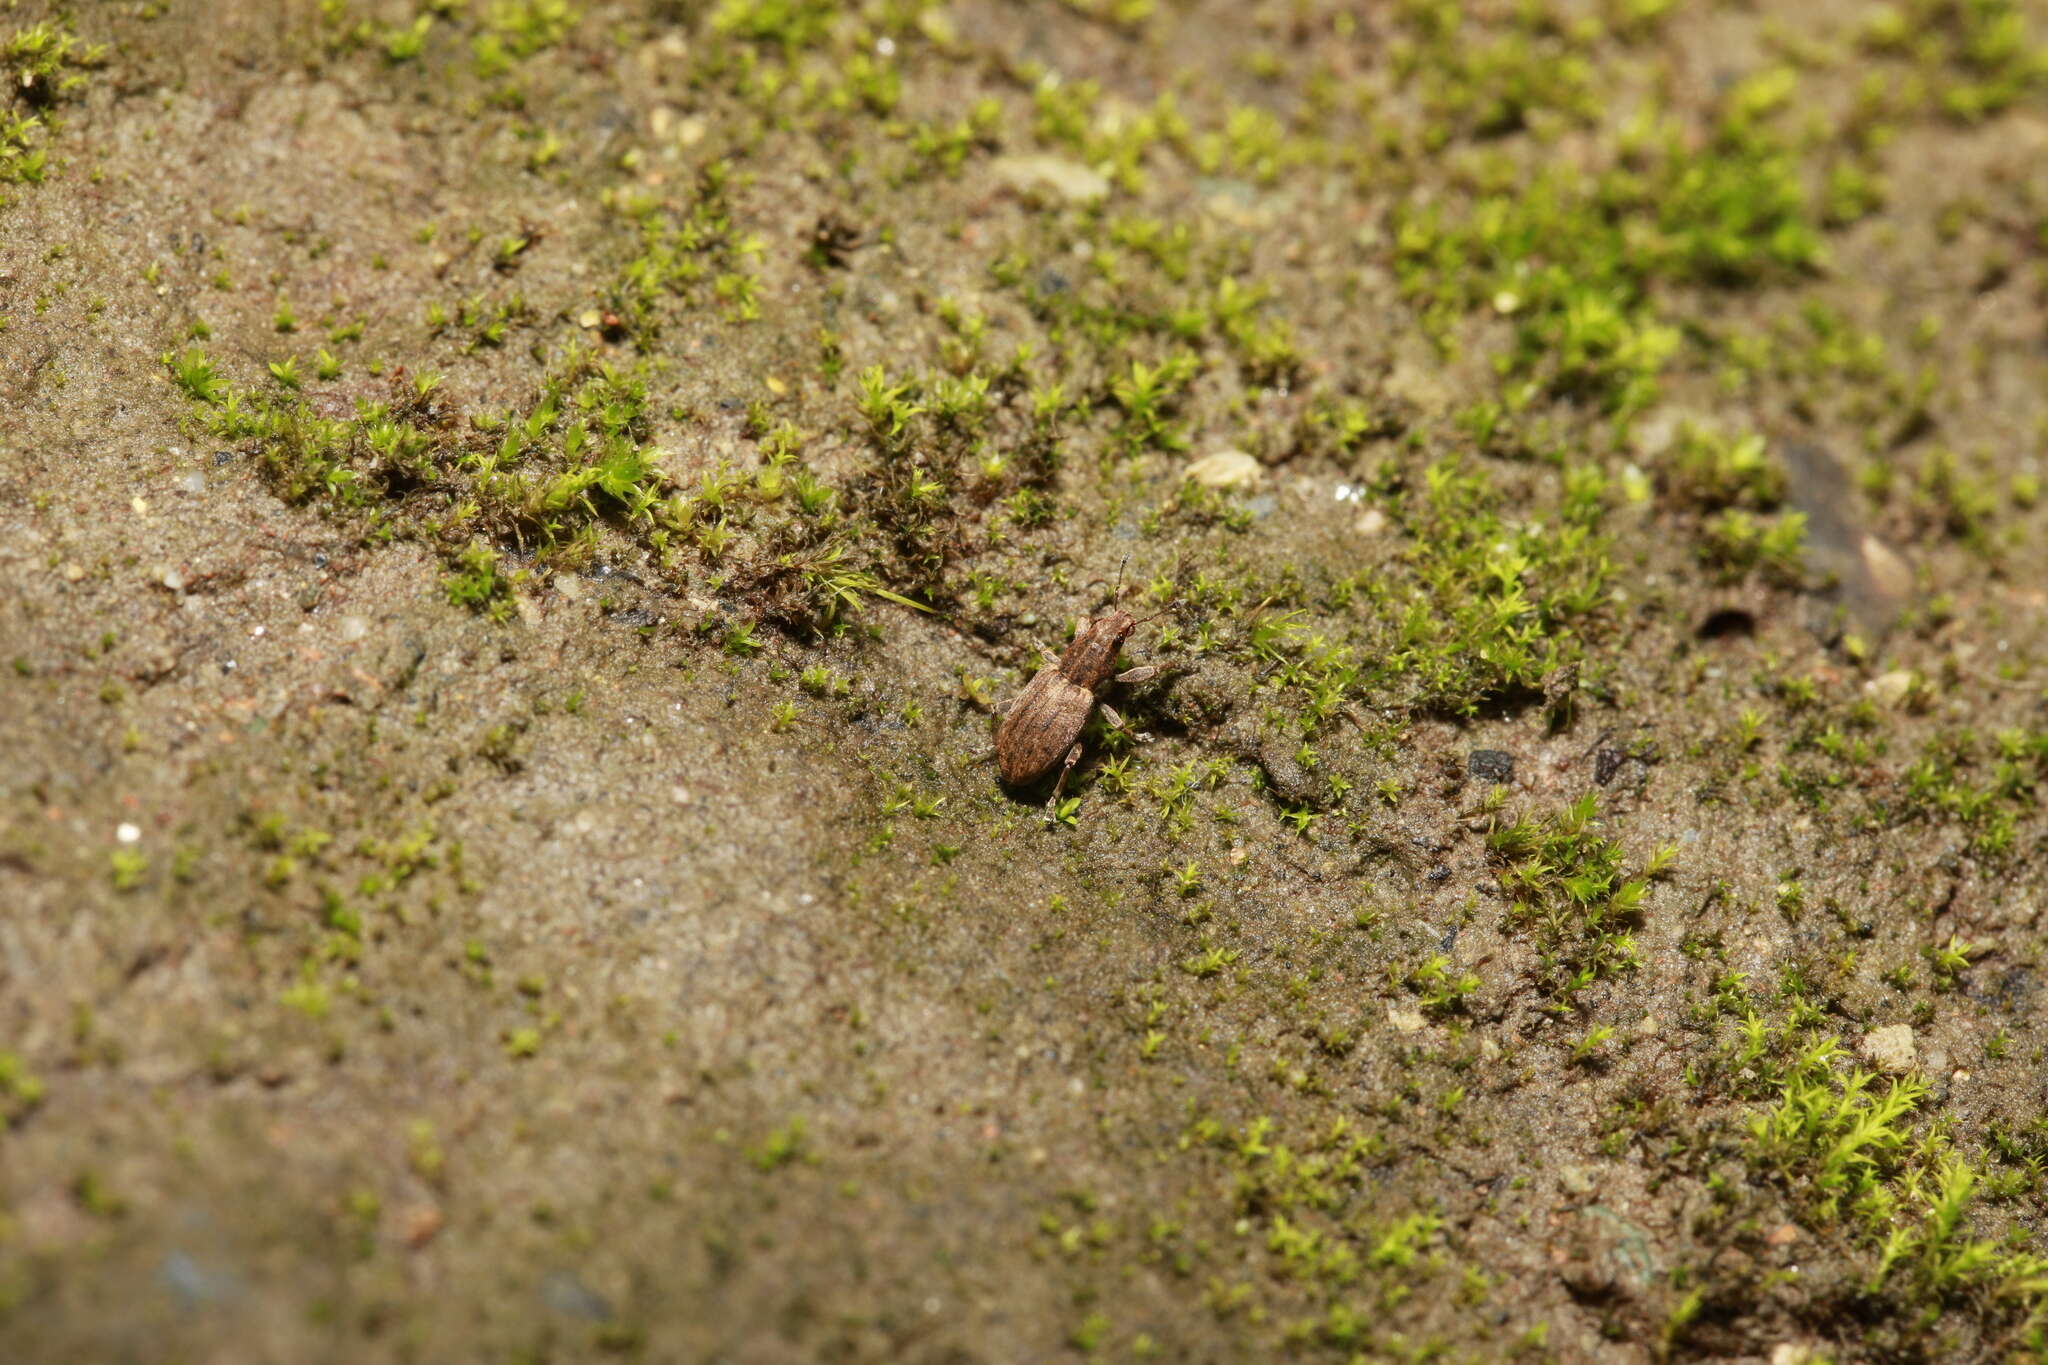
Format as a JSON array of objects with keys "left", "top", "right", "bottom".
[
  {"left": 1115, "top": 665, "right": 1157, "bottom": 684},
  {"left": 1043, "top": 742, "right": 1084, "bottom": 820},
  {"left": 1035, "top": 640, "right": 1060, "bottom": 666},
  {"left": 1099, "top": 703, "right": 1152, "bottom": 742}
]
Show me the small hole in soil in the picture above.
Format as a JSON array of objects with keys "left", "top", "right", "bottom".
[{"left": 1696, "top": 608, "right": 1755, "bottom": 641}]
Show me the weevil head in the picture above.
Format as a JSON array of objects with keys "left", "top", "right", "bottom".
[{"left": 1059, "top": 607, "right": 1139, "bottom": 688}]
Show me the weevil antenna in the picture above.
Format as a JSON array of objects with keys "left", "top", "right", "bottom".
[{"left": 1133, "top": 600, "right": 1175, "bottom": 627}]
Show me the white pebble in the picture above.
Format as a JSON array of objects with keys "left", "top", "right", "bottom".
[
  {"left": 1861, "top": 1024, "right": 1917, "bottom": 1075},
  {"left": 1185, "top": 449, "right": 1263, "bottom": 489}
]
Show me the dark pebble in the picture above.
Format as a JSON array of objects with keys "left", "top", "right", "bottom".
[
  {"left": 541, "top": 1269, "right": 614, "bottom": 1321},
  {"left": 1468, "top": 750, "right": 1514, "bottom": 784}
]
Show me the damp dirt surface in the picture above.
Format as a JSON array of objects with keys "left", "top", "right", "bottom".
[{"left": 4, "top": 2, "right": 2048, "bottom": 1362}]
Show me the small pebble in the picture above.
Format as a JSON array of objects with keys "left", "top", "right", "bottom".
[
  {"left": 539, "top": 1270, "right": 614, "bottom": 1322},
  {"left": 1860, "top": 534, "right": 1914, "bottom": 600},
  {"left": 402, "top": 1204, "right": 444, "bottom": 1249},
  {"left": 1185, "top": 449, "right": 1262, "bottom": 489},
  {"left": 1468, "top": 750, "right": 1514, "bottom": 784},
  {"left": 990, "top": 154, "right": 1110, "bottom": 204},
  {"left": 116, "top": 823, "right": 141, "bottom": 844},
  {"left": 1860, "top": 1024, "right": 1917, "bottom": 1075}
]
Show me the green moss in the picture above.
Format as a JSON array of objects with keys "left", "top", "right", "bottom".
[
  {"left": 1861, "top": 0, "right": 2048, "bottom": 122},
  {"left": 1377, "top": 458, "right": 1612, "bottom": 715},
  {"left": 11, "top": 0, "right": 2048, "bottom": 1356},
  {"left": 1485, "top": 794, "right": 1660, "bottom": 1005},
  {"left": 1696, "top": 507, "right": 1807, "bottom": 586},
  {"left": 0, "top": 19, "right": 104, "bottom": 189},
  {"left": 0, "top": 1050, "right": 45, "bottom": 1127},
  {"left": 107, "top": 848, "right": 147, "bottom": 891},
  {"left": 746, "top": 1116, "right": 810, "bottom": 1171}
]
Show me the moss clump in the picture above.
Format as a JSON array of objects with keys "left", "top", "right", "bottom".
[
  {"left": 1486, "top": 794, "right": 1671, "bottom": 1007},
  {"left": 1395, "top": 73, "right": 1825, "bottom": 419},
  {"left": 1, "top": 19, "right": 106, "bottom": 189},
  {"left": 1861, "top": 0, "right": 2048, "bottom": 122},
  {"left": 0, "top": 1051, "right": 45, "bottom": 1127},
  {"left": 1380, "top": 458, "right": 1612, "bottom": 715},
  {"left": 1675, "top": 980, "right": 2048, "bottom": 1356}
]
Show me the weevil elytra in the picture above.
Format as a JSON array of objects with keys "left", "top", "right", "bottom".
[{"left": 995, "top": 595, "right": 1158, "bottom": 815}]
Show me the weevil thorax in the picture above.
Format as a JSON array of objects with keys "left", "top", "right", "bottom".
[{"left": 1058, "top": 609, "right": 1136, "bottom": 692}]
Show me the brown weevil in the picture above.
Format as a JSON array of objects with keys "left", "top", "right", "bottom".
[{"left": 995, "top": 572, "right": 1159, "bottom": 816}]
